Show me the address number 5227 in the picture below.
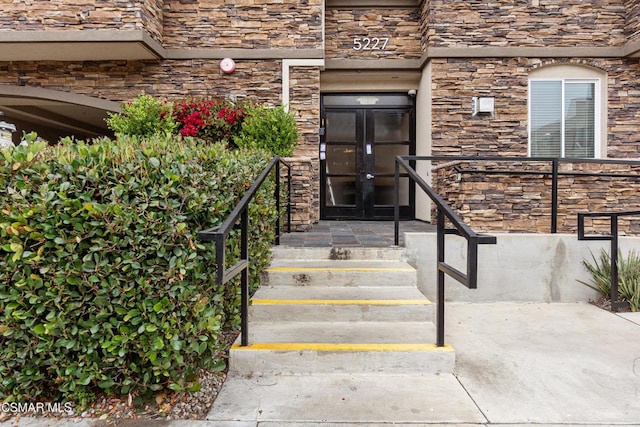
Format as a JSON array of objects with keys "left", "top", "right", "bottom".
[{"left": 353, "top": 37, "right": 389, "bottom": 51}]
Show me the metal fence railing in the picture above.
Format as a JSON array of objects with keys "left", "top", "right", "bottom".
[
  {"left": 395, "top": 156, "right": 496, "bottom": 347},
  {"left": 197, "top": 156, "right": 291, "bottom": 346}
]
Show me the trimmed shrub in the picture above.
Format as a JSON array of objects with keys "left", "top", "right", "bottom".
[
  {"left": 106, "top": 95, "right": 178, "bottom": 137},
  {"left": 234, "top": 105, "right": 299, "bottom": 156},
  {"left": 0, "top": 136, "right": 277, "bottom": 402}
]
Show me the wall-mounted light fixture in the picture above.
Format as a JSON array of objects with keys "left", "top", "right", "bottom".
[
  {"left": 472, "top": 96, "right": 494, "bottom": 116},
  {"left": 220, "top": 58, "right": 236, "bottom": 74}
]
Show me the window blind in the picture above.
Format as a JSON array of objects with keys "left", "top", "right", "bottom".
[{"left": 530, "top": 81, "right": 562, "bottom": 157}]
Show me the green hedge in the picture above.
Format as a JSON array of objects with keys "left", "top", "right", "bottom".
[{"left": 0, "top": 136, "right": 277, "bottom": 402}]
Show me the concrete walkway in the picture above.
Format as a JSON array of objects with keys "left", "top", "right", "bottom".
[{"left": 6, "top": 302, "right": 639, "bottom": 426}]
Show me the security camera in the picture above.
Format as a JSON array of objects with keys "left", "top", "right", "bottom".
[{"left": 408, "top": 89, "right": 417, "bottom": 97}]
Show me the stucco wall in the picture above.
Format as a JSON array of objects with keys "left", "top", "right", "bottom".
[{"left": 404, "top": 232, "right": 640, "bottom": 303}]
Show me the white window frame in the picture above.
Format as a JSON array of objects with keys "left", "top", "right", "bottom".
[{"left": 528, "top": 78, "right": 602, "bottom": 158}]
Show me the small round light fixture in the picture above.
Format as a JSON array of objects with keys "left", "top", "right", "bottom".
[{"left": 220, "top": 58, "right": 236, "bottom": 74}]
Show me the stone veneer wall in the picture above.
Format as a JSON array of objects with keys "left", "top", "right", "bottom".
[
  {"left": 434, "top": 161, "right": 640, "bottom": 234},
  {"left": 0, "top": 0, "right": 164, "bottom": 43},
  {"left": 625, "top": 0, "right": 640, "bottom": 43},
  {"left": 423, "top": 0, "right": 627, "bottom": 48},
  {"left": 162, "top": 0, "right": 323, "bottom": 49},
  {"left": 430, "top": 56, "right": 640, "bottom": 234},
  {"left": 281, "top": 157, "right": 317, "bottom": 231},
  {"left": 430, "top": 57, "right": 640, "bottom": 158},
  {"left": 324, "top": 7, "right": 421, "bottom": 60},
  {"left": 0, "top": 60, "right": 282, "bottom": 103},
  {"left": 287, "top": 66, "right": 321, "bottom": 228}
]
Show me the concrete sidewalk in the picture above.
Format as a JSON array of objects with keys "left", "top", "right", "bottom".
[{"left": 4, "top": 302, "right": 640, "bottom": 426}]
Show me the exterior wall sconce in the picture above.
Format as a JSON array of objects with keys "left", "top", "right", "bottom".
[
  {"left": 472, "top": 96, "right": 494, "bottom": 116},
  {"left": 220, "top": 58, "right": 236, "bottom": 74}
]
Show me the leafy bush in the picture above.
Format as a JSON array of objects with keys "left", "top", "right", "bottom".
[
  {"left": 106, "top": 94, "right": 178, "bottom": 137},
  {"left": 234, "top": 105, "right": 299, "bottom": 156},
  {"left": 0, "top": 136, "right": 277, "bottom": 403},
  {"left": 173, "top": 98, "right": 246, "bottom": 146},
  {"left": 579, "top": 249, "right": 640, "bottom": 311}
]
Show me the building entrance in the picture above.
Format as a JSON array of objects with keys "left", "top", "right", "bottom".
[{"left": 320, "top": 94, "right": 415, "bottom": 220}]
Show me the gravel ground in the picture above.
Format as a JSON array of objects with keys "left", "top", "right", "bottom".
[{"left": 0, "top": 331, "right": 238, "bottom": 423}]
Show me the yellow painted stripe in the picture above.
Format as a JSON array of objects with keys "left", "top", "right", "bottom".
[
  {"left": 267, "top": 267, "right": 415, "bottom": 272},
  {"left": 232, "top": 342, "right": 454, "bottom": 352},
  {"left": 252, "top": 299, "right": 431, "bottom": 306}
]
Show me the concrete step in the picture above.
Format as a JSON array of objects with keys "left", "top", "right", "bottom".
[
  {"left": 265, "top": 260, "right": 417, "bottom": 287},
  {"left": 206, "top": 373, "right": 485, "bottom": 423},
  {"left": 230, "top": 321, "right": 453, "bottom": 375},
  {"left": 271, "top": 246, "right": 408, "bottom": 261},
  {"left": 250, "top": 286, "right": 432, "bottom": 322}
]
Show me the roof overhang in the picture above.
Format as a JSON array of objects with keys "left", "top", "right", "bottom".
[{"left": 0, "top": 30, "right": 164, "bottom": 61}]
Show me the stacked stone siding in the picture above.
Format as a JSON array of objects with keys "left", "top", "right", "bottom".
[
  {"left": 0, "top": 59, "right": 283, "bottom": 104},
  {"left": 287, "top": 66, "right": 321, "bottom": 227},
  {"left": 324, "top": 7, "right": 421, "bottom": 60},
  {"left": 282, "top": 157, "right": 318, "bottom": 231},
  {"left": 162, "top": 0, "right": 323, "bottom": 49},
  {"left": 0, "top": 0, "right": 164, "bottom": 42},
  {"left": 434, "top": 161, "right": 640, "bottom": 234},
  {"left": 430, "top": 58, "right": 529, "bottom": 157},
  {"left": 625, "top": 0, "right": 640, "bottom": 43},
  {"left": 5, "top": 1, "right": 640, "bottom": 233},
  {"left": 423, "top": 0, "right": 626, "bottom": 47},
  {"left": 430, "top": 57, "right": 640, "bottom": 159}
]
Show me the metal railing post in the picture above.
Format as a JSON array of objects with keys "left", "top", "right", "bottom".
[
  {"left": 275, "top": 160, "right": 281, "bottom": 246},
  {"left": 287, "top": 163, "right": 292, "bottom": 233},
  {"left": 551, "top": 158, "right": 558, "bottom": 233},
  {"left": 610, "top": 214, "right": 619, "bottom": 312},
  {"left": 394, "top": 158, "right": 401, "bottom": 246},
  {"left": 215, "top": 234, "right": 225, "bottom": 286},
  {"left": 240, "top": 208, "right": 249, "bottom": 346},
  {"left": 436, "top": 208, "right": 446, "bottom": 348}
]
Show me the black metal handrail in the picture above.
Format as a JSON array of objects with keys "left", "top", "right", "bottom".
[
  {"left": 577, "top": 210, "right": 640, "bottom": 312},
  {"left": 197, "top": 156, "right": 291, "bottom": 346},
  {"left": 394, "top": 156, "right": 496, "bottom": 347},
  {"left": 406, "top": 155, "right": 640, "bottom": 233}
]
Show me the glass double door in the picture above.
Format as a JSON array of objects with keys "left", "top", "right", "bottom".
[{"left": 321, "top": 96, "right": 415, "bottom": 220}]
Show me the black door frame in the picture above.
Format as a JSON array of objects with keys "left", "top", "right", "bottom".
[{"left": 320, "top": 93, "right": 416, "bottom": 220}]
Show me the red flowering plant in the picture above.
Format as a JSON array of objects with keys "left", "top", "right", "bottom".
[{"left": 173, "top": 97, "right": 247, "bottom": 147}]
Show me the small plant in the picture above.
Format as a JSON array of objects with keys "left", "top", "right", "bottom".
[
  {"left": 106, "top": 94, "right": 178, "bottom": 137},
  {"left": 234, "top": 105, "right": 299, "bottom": 156},
  {"left": 579, "top": 248, "right": 640, "bottom": 311}
]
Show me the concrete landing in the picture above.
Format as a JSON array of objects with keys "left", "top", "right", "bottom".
[
  {"left": 447, "top": 302, "right": 640, "bottom": 425},
  {"left": 207, "top": 373, "right": 485, "bottom": 424}
]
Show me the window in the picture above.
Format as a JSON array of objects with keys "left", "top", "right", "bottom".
[{"left": 529, "top": 79, "right": 600, "bottom": 158}]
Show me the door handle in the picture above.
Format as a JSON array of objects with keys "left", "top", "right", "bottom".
[{"left": 365, "top": 173, "right": 375, "bottom": 180}]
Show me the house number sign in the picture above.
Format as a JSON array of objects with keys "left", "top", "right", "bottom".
[{"left": 353, "top": 37, "right": 390, "bottom": 51}]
